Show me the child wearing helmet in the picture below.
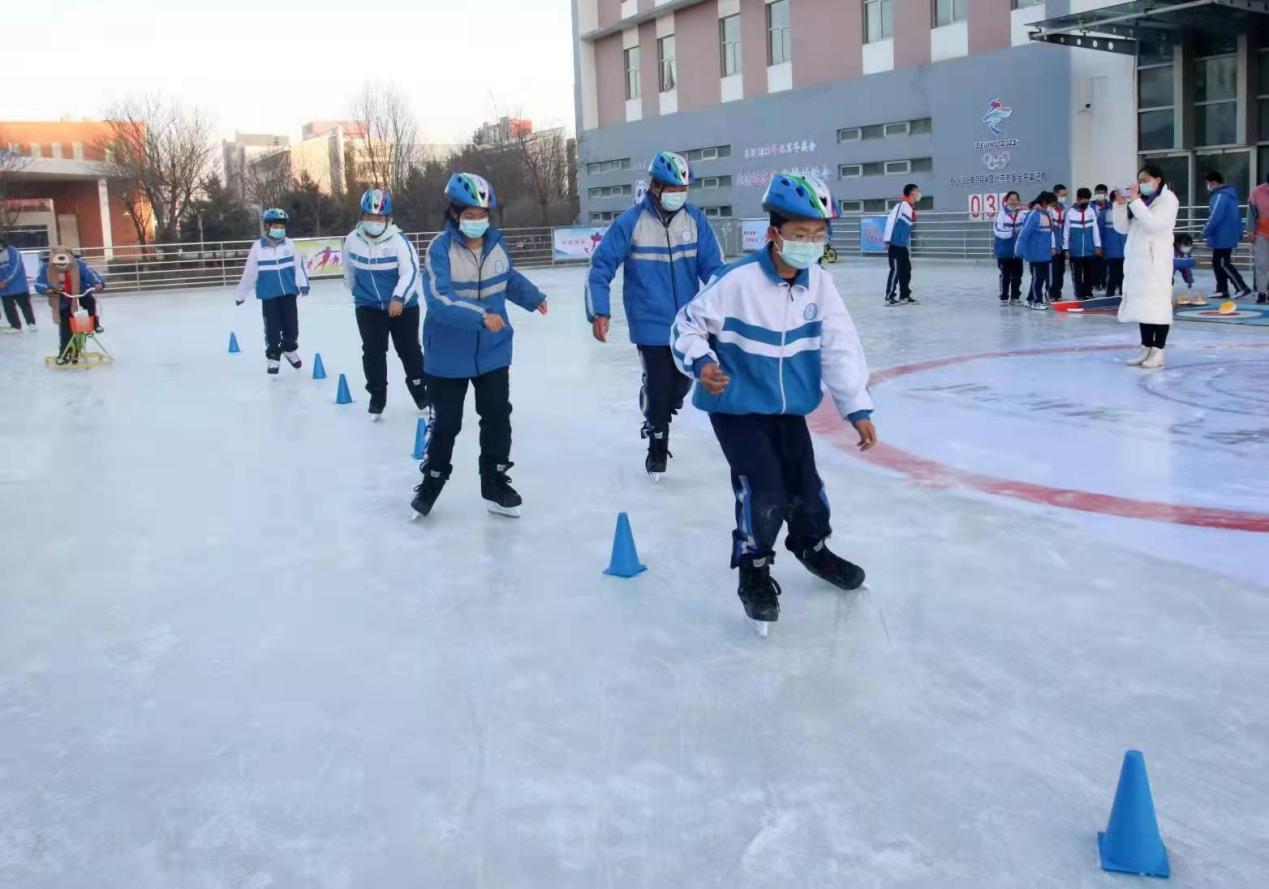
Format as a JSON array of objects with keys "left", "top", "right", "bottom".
[
  {"left": 342, "top": 188, "right": 428, "bottom": 418},
  {"left": 670, "top": 173, "right": 876, "bottom": 634},
  {"left": 235, "top": 208, "right": 310, "bottom": 374},
  {"left": 411, "top": 172, "right": 548, "bottom": 519},
  {"left": 585, "top": 150, "right": 724, "bottom": 480}
]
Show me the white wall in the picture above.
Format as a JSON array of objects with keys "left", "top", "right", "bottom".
[{"left": 1070, "top": 47, "right": 1138, "bottom": 191}]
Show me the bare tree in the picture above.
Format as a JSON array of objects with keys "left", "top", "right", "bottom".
[
  {"left": 242, "top": 150, "right": 294, "bottom": 213},
  {"left": 95, "top": 94, "right": 216, "bottom": 243},
  {"left": 350, "top": 82, "right": 421, "bottom": 195},
  {"left": 0, "top": 133, "right": 32, "bottom": 236},
  {"left": 514, "top": 126, "right": 573, "bottom": 225}
]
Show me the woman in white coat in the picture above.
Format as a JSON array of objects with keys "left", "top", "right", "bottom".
[{"left": 1113, "top": 163, "right": 1178, "bottom": 369}]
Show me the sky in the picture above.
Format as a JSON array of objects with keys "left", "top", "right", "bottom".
[{"left": 5, "top": 0, "right": 576, "bottom": 145}]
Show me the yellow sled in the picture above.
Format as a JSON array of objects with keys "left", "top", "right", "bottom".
[{"left": 45, "top": 310, "right": 112, "bottom": 369}]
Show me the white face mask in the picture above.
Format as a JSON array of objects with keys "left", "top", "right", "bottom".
[
  {"left": 267, "top": 227, "right": 285, "bottom": 240},
  {"left": 1057, "top": 195, "right": 1068, "bottom": 205},
  {"left": 359, "top": 220, "right": 387, "bottom": 238},
  {"left": 777, "top": 236, "right": 824, "bottom": 270},
  {"left": 1139, "top": 181, "right": 1158, "bottom": 197},
  {"left": 1094, "top": 192, "right": 1107, "bottom": 201},
  {"left": 659, "top": 190, "right": 687, "bottom": 212}
]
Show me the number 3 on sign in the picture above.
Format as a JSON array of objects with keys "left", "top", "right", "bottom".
[{"left": 984, "top": 192, "right": 1001, "bottom": 216}]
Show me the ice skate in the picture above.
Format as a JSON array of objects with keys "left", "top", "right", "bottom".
[
  {"left": 899, "top": 294, "right": 919, "bottom": 305},
  {"left": 369, "top": 391, "right": 386, "bottom": 421},
  {"left": 267, "top": 359, "right": 280, "bottom": 375},
  {"left": 410, "top": 466, "right": 450, "bottom": 518},
  {"left": 1258, "top": 292, "right": 1268, "bottom": 304},
  {"left": 93, "top": 319, "right": 104, "bottom": 334},
  {"left": 1, "top": 326, "right": 18, "bottom": 334},
  {"left": 739, "top": 558, "right": 781, "bottom": 636},
  {"left": 885, "top": 296, "right": 899, "bottom": 307},
  {"left": 1141, "top": 347, "right": 1165, "bottom": 369},
  {"left": 793, "top": 540, "right": 865, "bottom": 591},
  {"left": 26, "top": 322, "right": 37, "bottom": 333},
  {"left": 645, "top": 429, "right": 671, "bottom": 480},
  {"left": 407, "top": 378, "right": 429, "bottom": 412},
  {"left": 481, "top": 460, "right": 522, "bottom": 518},
  {"left": 284, "top": 351, "right": 302, "bottom": 370},
  {"left": 1125, "top": 346, "right": 1151, "bottom": 366}
]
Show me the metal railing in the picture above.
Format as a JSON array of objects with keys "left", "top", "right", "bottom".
[{"left": 17, "top": 206, "right": 1257, "bottom": 294}]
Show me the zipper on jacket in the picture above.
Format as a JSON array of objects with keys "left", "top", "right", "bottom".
[
  {"left": 461, "top": 240, "right": 488, "bottom": 375},
  {"left": 778, "top": 285, "right": 791, "bottom": 414},
  {"left": 365, "top": 235, "right": 384, "bottom": 307},
  {"left": 661, "top": 214, "right": 680, "bottom": 307}
]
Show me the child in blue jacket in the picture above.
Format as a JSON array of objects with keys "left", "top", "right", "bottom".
[
  {"left": 992, "top": 191, "right": 1024, "bottom": 304},
  {"left": 585, "top": 151, "right": 724, "bottom": 478},
  {"left": 1202, "top": 171, "right": 1251, "bottom": 298},
  {"left": 36, "top": 246, "right": 105, "bottom": 364},
  {"left": 412, "top": 173, "right": 548, "bottom": 520},
  {"left": 1099, "top": 195, "right": 1127, "bottom": 296},
  {"left": 1064, "top": 187, "right": 1103, "bottom": 300},
  {"left": 235, "top": 208, "right": 310, "bottom": 375},
  {"left": 1015, "top": 191, "right": 1056, "bottom": 309},
  {"left": 1, "top": 236, "right": 36, "bottom": 332}
]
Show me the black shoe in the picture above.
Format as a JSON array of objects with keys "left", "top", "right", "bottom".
[
  {"left": 738, "top": 557, "right": 782, "bottom": 623},
  {"left": 644, "top": 428, "right": 671, "bottom": 476},
  {"left": 793, "top": 539, "right": 865, "bottom": 590},
  {"left": 407, "top": 377, "right": 429, "bottom": 411},
  {"left": 93, "top": 320, "right": 104, "bottom": 334},
  {"left": 1258, "top": 293, "right": 1268, "bottom": 305},
  {"left": 899, "top": 295, "right": 919, "bottom": 305},
  {"left": 481, "top": 460, "right": 522, "bottom": 517},
  {"left": 885, "top": 296, "right": 899, "bottom": 307},
  {"left": 411, "top": 466, "right": 450, "bottom": 517},
  {"left": 368, "top": 391, "right": 386, "bottom": 418}
]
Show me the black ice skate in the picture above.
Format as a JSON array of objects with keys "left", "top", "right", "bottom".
[
  {"left": 481, "top": 460, "right": 522, "bottom": 518},
  {"left": 793, "top": 539, "right": 866, "bottom": 591},
  {"left": 267, "top": 359, "right": 280, "bottom": 375},
  {"left": 407, "top": 377, "right": 429, "bottom": 412},
  {"left": 899, "top": 294, "right": 920, "bottom": 305},
  {"left": 368, "top": 391, "right": 386, "bottom": 421},
  {"left": 410, "top": 465, "right": 450, "bottom": 518},
  {"left": 645, "top": 428, "right": 671, "bottom": 480},
  {"left": 738, "top": 557, "right": 782, "bottom": 636},
  {"left": 284, "top": 351, "right": 302, "bottom": 370}
]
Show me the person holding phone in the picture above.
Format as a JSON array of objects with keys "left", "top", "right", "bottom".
[{"left": 1114, "top": 165, "right": 1179, "bottom": 370}]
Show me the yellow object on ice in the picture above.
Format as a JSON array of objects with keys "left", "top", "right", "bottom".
[
  {"left": 1218, "top": 300, "right": 1238, "bottom": 315},
  {"left": 1175, "top": 293, "right": 1192, "bottom": 305},
  {"left": 1191, "top": 292, "right": 1208, "bottom": 305}
]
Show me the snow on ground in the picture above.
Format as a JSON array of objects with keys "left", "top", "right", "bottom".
[{"left": 1, "top": 258, "right": 1266, "bottom": 888}]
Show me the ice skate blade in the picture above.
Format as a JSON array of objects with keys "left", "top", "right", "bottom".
[
  {"left": 370, "top": 413, "right": 383, "bottom": 423},
  {"left": 647, "top": 471, "right": 664, "bottom": 483},
  {"left": 750, "top": 619, "right": 771, "bottom": 638},
  {"left": 485, "top": 501, "right": 521, "bottom": 518}
]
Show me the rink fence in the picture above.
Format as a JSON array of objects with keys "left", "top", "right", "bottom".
[{"left": 21, "top": 207, "right": 1254, "bottom": 295}]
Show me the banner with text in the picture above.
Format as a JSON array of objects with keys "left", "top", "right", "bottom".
[
  {"left": 553, "top": 226, "right": 609, "bottom": 262},
  {"left": 860, "top": 216, "right": 888, "bottom": 254}
]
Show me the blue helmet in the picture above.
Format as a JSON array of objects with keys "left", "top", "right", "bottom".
[
  {"left": 360, "top": 188, "right": 393, "bottom": 215},
  {"left": 761, "top": 173, "right": 837, "bottom": 220},
  {"left": 262, "top": 208, "right": 289, "bottom": 224},
  {"left": 648, "top": 151, "right": 691, "bottom": 187},
  {"left": 444, "top": 173, "right": 496, "bottom": 209}
]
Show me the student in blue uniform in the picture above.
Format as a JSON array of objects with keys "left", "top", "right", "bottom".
[
  {"left": 36, "top": 245, "right": 105, "bottom": 364},
  {"left": 1099, "top": 190, "right": 1127, "bottom": 297},
  {"left": 1090, "top": 184, "right": 1111, "bottom": 291},
  {"left": 0, "top": 235, "right": 36, "bottom": 332},
  {"left": 1048, "top": 184, "right": 1068, "bottom": 300},
  {"left": 1016, "top": 191, "right": 1056, "bottom": 310},
  {"left": 585, "top": 151, "right": 724, "bottom": 478},
  {"left": 1064, "top": 187, "right": 1103, "bottom": 300},
  {"left": 235, "top": 208, "right": 310, "bottom": 374},
  {"left": 670, "top": 172, "right": 876, "bottom": 631},
  {"left": 883, "top": 183, "right": 919, "bottom": 305},
  {"left": 411, "top": 173, "right": 548, "bottom": 520},
  {"left": 993, "top": 191, "right": 1024, "bottom": 304},
  {"left": 342, "top": 188, "right": 428, "bottom": 418}
]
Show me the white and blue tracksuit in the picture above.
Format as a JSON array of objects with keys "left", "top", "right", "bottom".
[
  {"left": 585, "top": 195, "right": 724, "bottom": 437},
  {"left": 1064, "top": 204, "right": 1103, "bottom": 299},
  {"left": 236, "top": 237, "right": 309, "bottom": 360},
  {"left": 420, "top": 222, "right": 547, "bottom": 476},
  {"left": 993, "top": 208, "right": 1024, "bottom": 301},
  {"left": 342, "top": 225, "right": 427, "bottom": 404},
  {"left": 883, "top": 200, "right": 915, "bottom": 301},
  {"left": 671, "top": 244, "right": 874, "bottom": 566}
]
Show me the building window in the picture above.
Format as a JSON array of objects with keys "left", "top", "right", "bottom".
[
  {"left": 839, "top": 164, "right": 863, "bottom": 178},
  {"left": 864, "top": 0, "right": 894, "bottom": 43},
  {"left": 625, "top": 47, "right": 640, "bottom": 100},
  {"left": 1012, "top": 0, "right": 1044, "bottom": 8},
  {"left": 884, "top": 160, "right": 911, "bottom": 175},
  {"left": 839, "top": 200, "right": 864, "bottom": 213},
  {"left": 862, "top": 198, "right": 889, "bottom": 212},
  {"left": 587, "top": 157, "right": 633, "bottom": 175},
  {"left": 862, "top": 124, "right": 886, "bottom": 140},
  {"left": 589, "top": 184, "right": 634, "bottom": 199},
  {"left": 702, "top": 205, "right": 734, "bottom": 218},
  {"left": 1194, "top": 39, "right": 1238, "bottom": 147},
  {"left": 29, "top": 143, "right": 42, "bottom": 158},
  {"left": 862, "top": 162, "right": 885, "bottom": 176},
  {"left": 910, "top": 117, "right": 933, "bottom": 135},
  {"left": 767, "top": 0, "right": 791, "bottom": 65},
  {"left": 1137, "top": 47, "right": 1174, "bottom": 152},
  {"left": 883, "top": 121, "right": 910, "bottom": 137},
  {"left": 934, "top": 0, "right": 966, "bottom": 27},
  {"left": 1140, "top": 153, "right": 1190, "bottom": 206},
  {"left": 837, "top": 127, "right": 862, "bottom": 142},
  {"left": 1197, "top": 150, "right": 1249, "bottom": 202},
  {"left": 1257, "top": 48, "right": 1269, "bottom": 142},
  {"left": 72, "top": 142, "right": 84, "bottom": 160},
  {"left": 720, "top": 14, "right": 742, "bottom": 77},
  {"left": 911, "top": 157, "right": 934, "bottom": 173},
  {"left": 658, "top": 35, "right": 677, "bottom": 93},
  {"left": 915, "top": 195, "right": 934, "bottom": 210},
  {"left": 51, "top": 143, "right": 64, "bottom": 159},
  {"left": 698, "top": 175, "right": 733, "bottom": 189},
  {"left": 682, "top": 144, "right": 732, "bottom": 162},
  {"left": 591, "top": 210, "right": 620, "bottom": 223}
]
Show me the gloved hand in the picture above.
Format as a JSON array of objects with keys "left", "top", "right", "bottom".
[
  {"left": 300, "top": 287, "right": 310, "bottom": 297},
  {"left": 235, "top": 297, "right": 245, "bottom": 306}
]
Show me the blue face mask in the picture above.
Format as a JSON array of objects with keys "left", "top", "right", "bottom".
[
  {"left": 459, "top": 218, "right": 490, "bottom": 239},
  {"left": 659, "top": 190, "right": 687, "bottom": 212},
  {"left": 777, "top": 237, "right": 823, "bottom": 270},
  {"left": 268, "top": 227, "right": 285, "bottom": 240},
  {"left": 359, "top": 220, "right": 386, "bottom": 238}
]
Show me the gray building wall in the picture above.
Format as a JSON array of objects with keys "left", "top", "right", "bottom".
[{"left": 577, "top": 42, "right": 1074, "bottom": 220}]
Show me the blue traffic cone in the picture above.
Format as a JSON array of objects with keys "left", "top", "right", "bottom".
[
  {"left": 312, "top": 352, "right": 327, "bottom": 380},
  {"left": 603, "top": 512, "right": 647, "bottom": 577},
  {"left": 228, "top": 332, "right": 240, "bottom": 353},
  {"left": 411, "top": 416, "right": 429, "bottom": 460},
  {"left": 1098, "top": 750, "right": 1170, "bottom": 878},
  {"left": 335, "top": 373, "right": 353, "bottom": 405}
]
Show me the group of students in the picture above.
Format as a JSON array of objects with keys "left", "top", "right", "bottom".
[
  {"left": 993, "top": 183, "right": 1128, "bottom": 309},
  {"left": 1, "top": 238, "right": 106, "bottom": 364}
]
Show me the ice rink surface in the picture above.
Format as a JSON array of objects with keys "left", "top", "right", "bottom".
[{"left": 2, "top": 258, "right": 1267, "bottom": 888}]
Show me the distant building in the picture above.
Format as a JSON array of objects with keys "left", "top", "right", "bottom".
[
  {"left": 475, "top": 117, "right": 534, "bottom": 146},
  {"left": 0, "top": 119, "right": 150, "bottom": 252},
  {"left": 222, "top": 131, "right": 290, "bottom": 199}
]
